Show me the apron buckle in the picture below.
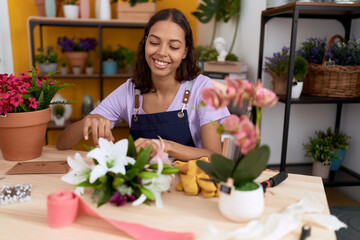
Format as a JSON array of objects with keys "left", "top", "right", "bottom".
[
  {"left": 133, "top": 108, "right": 139, "bottom": 122},
  {"left": 177, "top": 104, "right": 186, "bottom": 118}
]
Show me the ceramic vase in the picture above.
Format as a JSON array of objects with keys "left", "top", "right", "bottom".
[
  {"left": 0, "top": 108, "right": 51, "bottom": 161},
  {"left": 65, "top": 52, "right": 89, "bottom": 73},
  {"left": 312, "top": 161, "right": 331, "bottom": 179},
  {"left": 63, "top": 4, "right": 79, "bottom": 19},
  {"left": 45, "top": 0, "right": 56, "bottom": 17},
  {"left": 292, "top": 82, "right": 303, "bottom": 98},
  {"left": 79, "top": 0, "right": 90, "bottom": 18},
  {"left": 218, "top": 183, "right": 264, "bottom": 222},
  {"left": 72, "top": 66, "right": 81, "bottom": 75},
  {"left": 102, "top": 60, "right": 117, "bottom": 74},
  {"left": 98, "top": 0, "right": 111, "bottom": 20},
  {"left": 34, "top": 0, "right": 61, "bottom": 16}
]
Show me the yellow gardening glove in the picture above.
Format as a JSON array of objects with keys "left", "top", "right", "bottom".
[{"left": 172, "top": 157, "right": 219, "bottom": 198}]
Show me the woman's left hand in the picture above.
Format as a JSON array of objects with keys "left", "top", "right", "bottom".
[{"left": 134, "top": 138, "right": 163, "bottom": 158}]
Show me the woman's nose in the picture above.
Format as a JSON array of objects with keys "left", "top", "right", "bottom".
[{"left": 157, "top": 44, "right": 167, "bottom": 56}]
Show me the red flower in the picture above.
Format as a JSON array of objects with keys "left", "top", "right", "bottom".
[{"left": 28, "top": 97, "right": 39, "bottom": 109}]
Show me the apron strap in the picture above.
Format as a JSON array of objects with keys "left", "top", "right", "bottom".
[
  {"left": 178, "top": 80, "right": 193, "bottom": 118},
  {"left": 134, "top": 89, "right": 141, "bottom": 122}
]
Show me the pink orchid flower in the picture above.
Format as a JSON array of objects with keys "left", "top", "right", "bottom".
[
  {"left": 253, "top": 80, "right": 278, "bottom": 108},
  {"left": 223, "top": 114, "right": 241, "bottom": 134},
  {"left": 234, "top": 115, "right": 259, "bottom": 155},
  {"left": 201, "top": 87, "right": 229, "bottom": 110}
]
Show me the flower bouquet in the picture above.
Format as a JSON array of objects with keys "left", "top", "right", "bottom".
[
  {"left": 62, "top": 136, "right": 179, "bottom": 207},
  {"left": 0, "top": 67, "right": 74, "bottom": 160},
  {"left": 198, "top": 76, "right": 278, "bottom": 221}
]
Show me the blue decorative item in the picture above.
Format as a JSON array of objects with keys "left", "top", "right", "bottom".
[
  {"left": 45, "top": 0, "right": 56, "bottom": 18},
  {"left": 102, "top": 61, "right": 117, "bottom": 75},
  {"left": 330, "top": 149, "right": 346, "bottom": 171}
]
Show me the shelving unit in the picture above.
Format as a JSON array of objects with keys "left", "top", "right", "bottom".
[
  {"left": 257, "top": 2, "right": 360, "bottom": 187},
  {"left": 27, "top": 16, "right": 147, "bottom": 100}
]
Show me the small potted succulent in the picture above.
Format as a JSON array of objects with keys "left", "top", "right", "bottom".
[
  {"left": 63, "top": 0, "right": 79, "bottom": 19},
  {"left": 102, "top": 45, "right": 120, "bottom": 75},
  {"left": 72, "top": 65, "right": 81, "bottom": 75},
  {"left": 35, "top": 46, "right": 59, "bottom": 74},
  {"left": 195, "top": 45, "right": 219, "bottom": 71},
  {"left": 117, "top": 45, "right": 136, "bottom": 74},
  {"left": 85, "top": 58, "right": 93, "bottom": 75},
  {"left": 60, "top": 61, "right": 68, "bottom": 75}
]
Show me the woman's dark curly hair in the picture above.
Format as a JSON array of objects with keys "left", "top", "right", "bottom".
[{"left": 132, "top": 8, "right": 200, "bottom": 93}]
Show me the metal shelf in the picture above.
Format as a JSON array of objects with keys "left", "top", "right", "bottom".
[
  {"left": 257, "top": 2, "right": 360, "bottom": 186},
  {"left": 268, "top": 163, "right": 360, "bottom": 187}
]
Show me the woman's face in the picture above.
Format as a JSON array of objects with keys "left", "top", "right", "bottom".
[{"left": 145, "top": 19, "right": 188, "bottom": 80}]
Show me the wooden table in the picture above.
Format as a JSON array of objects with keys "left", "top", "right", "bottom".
[{"left": 0, "top": 146, "right": 336, "bottom": 240}]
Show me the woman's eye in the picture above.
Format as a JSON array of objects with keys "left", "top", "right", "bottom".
[
  {"left": 170, "top": 46, "right": 180, "bottom": 50},
  {"left": 149, "top": 41, "right": 159, "bottom": 45}
]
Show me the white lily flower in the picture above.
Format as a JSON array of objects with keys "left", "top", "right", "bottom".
[
  {"left": 61, "top": 153, "right": 92, "bottom": 185},
  {"left": 87, "top": 138, "right": 135, "bottom": 183},
  {"left": 132, "top": 157, "right": 172, "bottom": 208}
]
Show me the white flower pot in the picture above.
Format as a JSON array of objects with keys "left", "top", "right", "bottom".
[
  {"left": 312, "top": 161, "right": 331, "bottom": 179},
  {"left": 53, "top": 116, "right": 65, "bottom": 126},
  {"left": 60, "top": 67, "right": 68, "bottom": 75},
  {"left": 85, "top": 67, "right": 93, "bottom": 75},
  {"left": 63, "top": 5, "right": 79, "bottom": 19},
  {"left": 218, "top": 182, "right": 264, "bottom": 222},
  {"left": 72, "top": 66, "right": 81, "bottom": 75},
  {"left": 38, "top": 63, "right": 58, "bottom": 74},
  {"left": 292, "top": 81, "right": 303, "bottom": 98}
]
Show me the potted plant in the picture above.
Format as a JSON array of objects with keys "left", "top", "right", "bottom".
[
  {"left": 72, "top": 65, "right": 81, "bottom": 75},
  {"left": 313, "top": 127, "right": 351, "bottom": 171},
  {"left": 197, "top": 77, "right": 278, "bottom": 222},
  {"left": 303, "top": 128, "right": 337, "bottom": 179},
  {"left": 63, "top": 0, "right": 79, "bottom": 19},
  {"left": 102, "top": 45, "right": 119, "bottom": 75},
  {"left": 264, "top": 46, "right": 309, "bottom": 98},
  {"left": 60, "top": 61, "right": 68, "bottom": 75},
  {"left": 195, "top": 45, "right": 219, "bottom": 71},
  {"left": 52, "top": 105, "right": 66, "bottom": 126},
  {"left": 117, "top": 45, "right": 135, "bottom": 74},
  {"left": 35, "top": 46, "right": 59, "bottom": 74},
  {"left": 0, "top": 67, "right": 74, "bottom": 161},
  {"left": 85, "top": 58, "right": 94, "bottom": 75},
  {"left": 57, "top": 36, "right": 97, "bottom": 74},
  {"left": 111, "top": 0, "right": 157, "bottom": 21}
]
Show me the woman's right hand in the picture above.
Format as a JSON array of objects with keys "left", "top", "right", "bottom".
[{"left": 83, "top": 114, "right": 114, "bottom": 147}]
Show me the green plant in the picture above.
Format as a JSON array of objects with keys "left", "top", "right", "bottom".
[
  {"left": 293, "top": 56, "right": 308, "bottom": 82},
  {"left": 53, "top": 105, "right": 65, "bottom": 118},
  {"left": 35, "top": 46, "right": 59, "bottom": 64},
  {"left": 303, "top": 127, "right": 350, "bottom": 162},
  {"left": 61, "top": 62, "right": 67, "bottom": 68},
  {"left": 117, "top": 46, "right": 136, "bottom": 67},
  {"left": 86, "top": 58, "right": 93, "bottom": 67},
  {"left": 102, "top": 45, "right": 120, "bottom": 61},
  {"left": 192, "top": 0, "right": 241, "bottom": 54},
  {"left": 111, "top": 0, "right": 157, "bottom": 7},
  {"left": 225, "top": 52, "right": 238, "bottom": 62},
  {"left": 64, "top": 0, "right": 77, "bottom": 4},
  {"left": 195, "top": 46, "right": 219, "bottom": 62}
]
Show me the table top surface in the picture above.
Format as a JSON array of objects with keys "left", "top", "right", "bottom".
[{"left": 0, "top": 146, "right": 335, "bottom": 240}]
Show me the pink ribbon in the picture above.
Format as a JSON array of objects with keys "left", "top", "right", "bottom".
[{"left": 47, "top": 189, "right": 193, "bottom": 240}]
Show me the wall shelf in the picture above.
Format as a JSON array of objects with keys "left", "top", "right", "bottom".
[{"left": 257, "top": 2, "right": 360, "bottom": 186}]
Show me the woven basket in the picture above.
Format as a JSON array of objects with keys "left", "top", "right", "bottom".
[
  {"left": 268, "top": 69, "right": 288, "bottom": 95},
  {"left": 302, "top": 34, "right": 360, "bottom": 98}
]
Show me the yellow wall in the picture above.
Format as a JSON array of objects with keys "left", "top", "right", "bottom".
[{"left": 7, "top": 0, "right": 198, "bottom": 150}]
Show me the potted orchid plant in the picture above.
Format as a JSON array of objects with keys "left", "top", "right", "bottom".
[
  {"left": 62, "top": 136, "right": 179, "bottom": 207},
  {"left": 0, "top": 67, "right": 74, "bottom": 161},
  {"left": 198, "top": 76, "right": 278, "bottom": 221}
]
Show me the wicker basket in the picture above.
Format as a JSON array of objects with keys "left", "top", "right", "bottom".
[
  {"left": 268, "top": 69, "right": 288, "bottom": 95},
  {"left": 302, "top": 34, "right": 360, "bottom": 98}
]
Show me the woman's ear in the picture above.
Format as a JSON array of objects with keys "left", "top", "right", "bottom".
[{"left": 182, "top": 47, "right": 188, "bottom": 59}]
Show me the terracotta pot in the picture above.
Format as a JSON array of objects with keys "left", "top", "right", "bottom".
[
  {"left": 0, "top": 108, "right": 51, "bottom": 161},
  {"left": 116, "top": 2, "right": 157, "bottom": 21},
  {"left": 65, "top": 52, "right": 89, "bottom": 73},
  {"left": 34, "top": 0, "right": 61, "bottom": 17}
]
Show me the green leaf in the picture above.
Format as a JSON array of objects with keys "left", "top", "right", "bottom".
[
  {"left": 137, "top": 171, "right": 158, "bottom": 179},
  {"left": 234, "top": 181, "right": 259, "bottom": 191},
  {"left": 210, "top": 154, "right": 234, "bottom": 182},
  {"left": 126, "top": 167, "right": 140, "bottom": 180},
  {"left": 191, "top": 0, "right": 219, "bottom": 24},
  {"left": 97, "top": 177, "right": 115, "bottom": 207},
  {"left": 140, "top": 187, "right": 155, "bottom": 201},
  {"left": 84, "top": 144, "right": 95, "bottom": 151},
  {"left": 127, "top": 135, "right": 137, "bottom": 158},
  {"left": 133, "top": 146, "right": 151, "bottom": 170},
  {"left": 112, "top": 176, "right": 125, "bottom": 187},
  {"left": 233, "top": 145, "right": 270, "bottom": 187},
  {"left": 196, "top": 160, "right": 223, "bottom": 183},
  {"left": 76, "top": 180, "right": 102, "bottom": 188},
  {"left": 161, "top": 168, "right": 180, "bottom": 174}
]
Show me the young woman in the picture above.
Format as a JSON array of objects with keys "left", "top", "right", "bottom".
[{"left": 56, "top": 8, "right": 230, "bottom": 161}]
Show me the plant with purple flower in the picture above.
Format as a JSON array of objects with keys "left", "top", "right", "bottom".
[
  {"left": 325, "top": 36, "right": 360, "bottom": 66},
  {"left": 297, "top": 37, "right": 327, "bottom": 64},
  {"left": 57, "top": 36, "right": 97, "bottom": 52}
]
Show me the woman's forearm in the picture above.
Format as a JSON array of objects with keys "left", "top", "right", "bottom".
[{"left": 164, "top": 140, "right": 215, "bottom": 161}]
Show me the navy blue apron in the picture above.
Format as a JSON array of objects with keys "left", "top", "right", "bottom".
[{"left": 129, "top": 81, "right": 195, "bottom": 147}]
